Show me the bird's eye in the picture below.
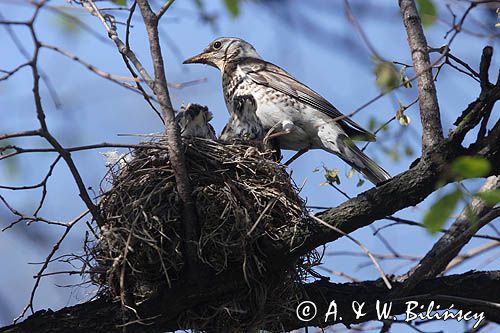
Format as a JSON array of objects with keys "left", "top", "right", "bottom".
[{"left": 213, "top": 41, "right": 222, "bottom": 50}]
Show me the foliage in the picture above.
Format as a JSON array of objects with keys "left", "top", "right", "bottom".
[
  {"left": 374, "top": 60, "right": 400, "bottom": 92},
  {"left": 416, "top": 0, "right": 437, "bottom": 28},
  {"left": 396, "top": 101, "right": 411, "bottom": 126},
  {"left": 423, "top": 189, "right": 462, "bottom": 233},
  {"left": 423, "top": 156, "right": 493, "bottom": 233},
  {"left": 224, "top": 0, "right": 240, "bottom": 16},
  {"left": 452, "top": 156, "right": 492, "bottom": 179},
  {"left": 475, "top": 189, "right": 500, "bottom": 206},
  {"left": 321, "top": 165, "right": 340, "bottom": 185}
]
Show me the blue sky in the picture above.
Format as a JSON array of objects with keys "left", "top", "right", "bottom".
[{"left": 0, "top": 0, "right": 498, "bottom": 331}]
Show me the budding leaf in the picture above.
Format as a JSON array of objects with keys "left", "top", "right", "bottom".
[
  {"left": 452, "top": 156, "right": 491, "bottom": 179},
  {"left": 322, "top": 165, "right": 340, "bottom": 185},
  {"left": 404, "top": 145, "right": 414, "bottom": 156},
  {"left": 399, "top": 114, "right": 411, "bottom": 126},
  {"left": 423, "top": 190, "right": 462, "bottom": 233},
  {"left": 113, "top": 0, "right": 127, "bottom": 5},
  {"left": 395, "top": 102, "right": 411, "bottom": 126},
  {"left": 356, "top": 179, "right": 365, "bottom": 187},
  {"left": 399, "top": 66, "right": 413, "bottom": 88}
]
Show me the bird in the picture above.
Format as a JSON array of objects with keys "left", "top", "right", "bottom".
[
  {"left": 219, "top": 94, "right": 264, "bottom": 142},
  {"left": 220, "top": 94, "right": 281, "bottom": 160},
  {"left": 175, "top": 103, "right": 216, "bottom": 140},
  {"left": 183, "top": 37, "right": 391, "bottom": 185}
]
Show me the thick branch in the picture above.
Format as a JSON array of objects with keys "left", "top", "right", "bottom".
[
  {"left": 264, "top": 143, "right": 456, "bottom": 261},
  {"left": 399, "top": 0, "right": 444, "bottom": 152},
  {"left": 261, "top": 122, "right": 499, "bottom": 265},
  {"left": 282, "top": 271, "right": 500, "bottom": 330},
  {"left": 2, "top": 271, "right": 498, "bottom": 332}
]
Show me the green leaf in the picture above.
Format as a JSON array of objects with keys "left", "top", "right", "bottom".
[
  {"left": 388, "top": 148, "right": 399, "bottom": 162},
  {"left": 452, "top": 156, "right": 491, "bottom": 179},
  {"left": 224, "top": 0, "right": 240, "bottom": 16},
  {"left": 404, "top": 145, "right": 414, "bottom": 156},
  {"left": 423, "top": 190, "right": 462, "bottom": 233},
  {"left": 322, "top": 165, "right": 340, "bottom": 185},
  {"left": 417, "top": 0, "right": 437, "bottom": 28},
  {"left": 53, "top": 12, "right": 79, "bottom": 34},
  {"left": 380, "top": 123, "right": 389, "bottom": 132},
  {"left": 367, "top": 117, "right": 376, "bottom": 132},
  {"left": 112, "top": 0, "right": 127, "bottom": 5},
  {"left": 374, "top": 61, "right": 399, "bottom": 92},
  {"left": 475, "top": 189, "right": 500, "bottom": 206}
]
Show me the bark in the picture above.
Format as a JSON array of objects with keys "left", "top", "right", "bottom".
[
  {"left": 399, "top": 0, "right": 444, "bottom": 152},
  {"left": 1, "top": 272, "right": 498, "bottom": 333},
  {"left": 136, "top": 0, "right": 200, "bottom": 278}
]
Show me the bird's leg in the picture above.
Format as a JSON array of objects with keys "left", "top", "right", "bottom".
[
  {"left": 263, "top": 122, "right": 283, "bottom": 146},
  {"left": 284, "top": 146, "right": 310, "bottom": 166},
  {"left": 263, "top": 120, "right": 293, "bottom": 145}
]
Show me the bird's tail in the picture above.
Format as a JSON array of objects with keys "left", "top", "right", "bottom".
[{"left": 338, "top": 137, "right": 391, "bottom": 185}]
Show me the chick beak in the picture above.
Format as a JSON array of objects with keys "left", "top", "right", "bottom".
[{"left": 183, "top": 52, "right": 209, "bottom": 65}]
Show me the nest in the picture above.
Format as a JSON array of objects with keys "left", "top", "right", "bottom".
[{"left": 88, "top": 137, "right": 318, "bottom": 331}]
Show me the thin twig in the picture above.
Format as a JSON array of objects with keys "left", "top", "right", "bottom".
[{"left": 309, "top": 214, "right": 393, "bottom": 289}]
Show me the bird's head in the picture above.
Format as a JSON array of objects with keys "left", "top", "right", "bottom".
[
  {"left": 176, "top": 104, "right": 213, "bottom": 126},
  {"left": 183, "top": 37, "right": 261, "bottom": 70},
  {"left": 175, "top": 104, "right": 215, "bottom": 139}
]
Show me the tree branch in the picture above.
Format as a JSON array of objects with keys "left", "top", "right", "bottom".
[
  {"left": 394, "top": 176, "right": 500, "bottom": 292},
  {"left": 135, "top": 0, "right": 200, "bottom": 278},
  {"left": 2, "top": 271, "right": 498, "bottom": 332},
  {"left": 156, "top": 0, "right": 175, "bottom": 19},
  {"left": 282, "top": 271, "right": 500, "bottom": 330},
  {"left": 265, "top": 144, "right": 454, "bottom": 261},
  {"left": 399, "top": 0, "right": 444, "bottom": 152}
]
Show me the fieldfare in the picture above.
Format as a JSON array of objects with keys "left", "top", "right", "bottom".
[
  {"left": 219, "top": 94, "right": 264, "bottom": 141},
  {"left": 184, "top": 37, "right": 391, "bottom": 185},
  {"left": 219, "top": 94, "right": 281, "bottom": 159},
  {"left": 175, "top": 103, "right": 216, "bottom": 140}
]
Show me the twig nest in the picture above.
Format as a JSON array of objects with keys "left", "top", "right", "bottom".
[{"left": 90, "top": 137, "right": 315, "bottom": 330}]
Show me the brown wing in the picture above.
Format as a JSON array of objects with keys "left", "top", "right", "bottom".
[{"left": 239, "top": 58, "right": 375, "bottom": 142}]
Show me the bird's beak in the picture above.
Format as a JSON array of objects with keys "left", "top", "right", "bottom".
[{"left": 183, "top": 52, "right": 209, "bottom": 65}]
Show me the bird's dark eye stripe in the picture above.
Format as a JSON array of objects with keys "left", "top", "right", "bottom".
[{"left": 213, "top": 41, "right": 222, "bottom": 49}]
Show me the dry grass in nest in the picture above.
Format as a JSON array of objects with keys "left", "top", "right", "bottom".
[{"left": 88, "top": 137, "right": 318, "bottom": 331}]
